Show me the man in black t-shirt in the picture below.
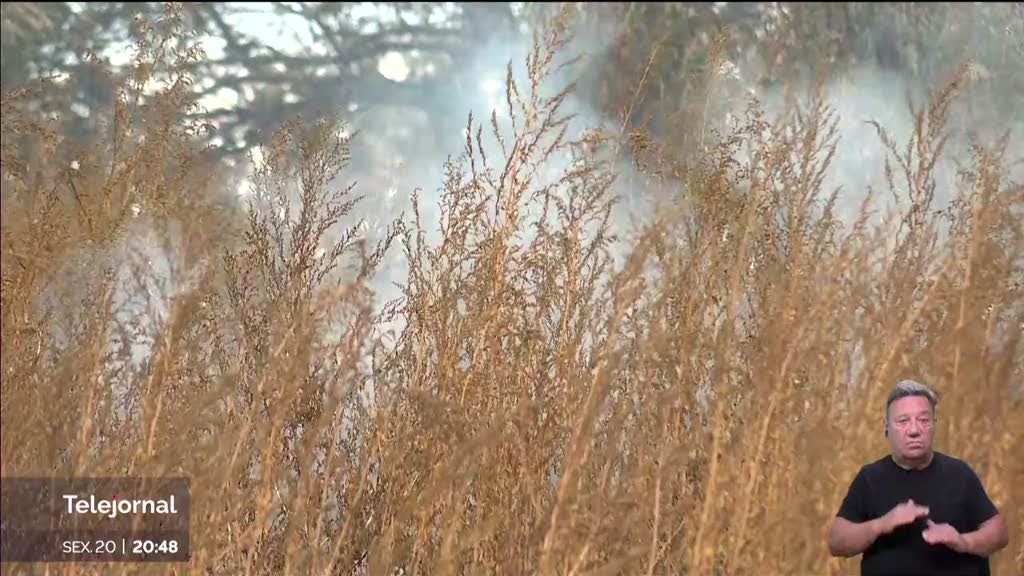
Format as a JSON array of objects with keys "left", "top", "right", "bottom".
[{"left": 827, "top": 379, "right": 1009, "bottom": 576}]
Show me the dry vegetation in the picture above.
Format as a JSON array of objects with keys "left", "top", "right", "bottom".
[{"left": 2, "top": 5, "right": 1022, "bottom": 576}]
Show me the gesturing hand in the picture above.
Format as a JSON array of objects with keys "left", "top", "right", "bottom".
[
  {"left": 880, "top": 499, "right": 930, "bottom": 534},
  {"left": 922, "top": 519, "right": 969, "bottom": 553}
]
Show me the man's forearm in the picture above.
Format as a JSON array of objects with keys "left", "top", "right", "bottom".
[
  {"left": 829, "top": 517, "right": 885, "bottom": 557},
  {"left": 962, "top": 516, "right": 1009, "bottom": 557}
]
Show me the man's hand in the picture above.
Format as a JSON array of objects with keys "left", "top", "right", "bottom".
[
  {"left": 879, "top": 499, "right": 930, "bottom": 534},
  {"left": 922, "top": 519, "right": 969, "bottom": 553}
]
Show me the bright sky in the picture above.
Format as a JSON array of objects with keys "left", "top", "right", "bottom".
[
  {"left": 93, "top": 1, "right": 534, "bottom": 120},
  {"left": 98, "top": 3, "right": 416, "bottom": 108},
  {"left": 196, "top": 3, "right": 447, "bottom": 107},
  {"left": 91, "top": 2, "right": 530, "bottom": 158}
]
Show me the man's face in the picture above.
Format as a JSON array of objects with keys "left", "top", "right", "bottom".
[{"left": 885, "top": 395, "right": 935, "bottom": 459}]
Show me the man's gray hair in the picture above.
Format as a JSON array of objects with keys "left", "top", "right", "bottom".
[{"left": 886, "top": 379, "right": 939, "bottom": 419}]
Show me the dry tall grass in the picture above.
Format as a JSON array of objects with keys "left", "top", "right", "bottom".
[{"left": 1, "top": 6, "right": 1021, "bottom": 576}]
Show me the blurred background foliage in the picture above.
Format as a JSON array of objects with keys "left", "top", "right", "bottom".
[{"left": 3, "top": 2, "right": 1022, "bottom": 165}]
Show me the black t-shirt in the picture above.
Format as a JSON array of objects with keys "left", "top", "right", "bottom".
[{"left": 836, "top": 451, "right": 999, "bottom": 576}]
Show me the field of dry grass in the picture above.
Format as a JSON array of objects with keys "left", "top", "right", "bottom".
[{"left": 1, "top": 6, "right": 1021, "bottom": 576}]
